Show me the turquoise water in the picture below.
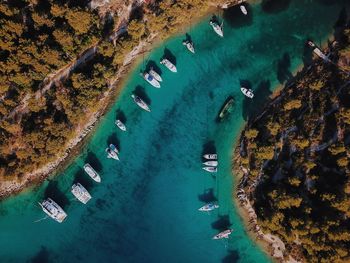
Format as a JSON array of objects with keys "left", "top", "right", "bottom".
[{"left": 0, "top": 1, "right": 348, "bottom": 262}]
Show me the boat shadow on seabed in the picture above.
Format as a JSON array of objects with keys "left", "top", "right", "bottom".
[
  {"left": 211, "top": 214, "right": 232, "bottom": 231},
  {"left": 198, "top": 188, "right": 218, "bottom": 203},
  {"left": 223, "top": 3, "right": 253, "bottom": 28},
  {"left": 163, "top": 48, "right": 177, "bottom": 65},
  {"left": 221, "top": 250, "right": 240, "bottom": 263},
  {"left": 115, "top": 109, "right": 127, "bottom": 125},
  {"left": 134, "top": 85, "right": 152, "bottom": 106},
  {"left": 44, "top": 180, "right": 70, "bottom": 209},
  {"left": 145, "top": 60, "right": 163, "bottom": 76},
  {"left": 74, "top": 169, "right": 94, "bottom": 192}
]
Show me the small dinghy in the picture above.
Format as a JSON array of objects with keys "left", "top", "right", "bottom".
[
  {"left": 183, "top": 40, "right": 195, "bottom": 53},
  {"left": 240, "top": 5, "right": 248, "bottom": 15},
  {"left": 203, "top": 161, "right": 218, "bottom": 167},
  {"left": 115, "top": 119, "right": 126, "bottom": 131},
  {"left": 149, "top": 68, "right": 162, "bottom": 82},
  {"left": 241, "top": 87, "right": 254, "bottom": 99},
  {"left": 213, "top": 229, "right": 233, "bottom": 240},
  {"left": 203, "top": 166, "right": 217, "bottom": 173},
  {"left": 198, "top": 203, "right": 219, "bottom": 212},
  {"left": 203, "top": 154, "right": 217, "bottom": 160}
]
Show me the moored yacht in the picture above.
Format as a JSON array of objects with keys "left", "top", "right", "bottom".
[
  {"left": 203, "top": 161, "right": 218, "bottom": 167},
  {"left": 241, "top": 87, "right": 254, "bottom": 98},
  {"left": 39, "top": 198, "right": 67, "bottom": 223},
  {"left": 199, "top": 203, "right": 219, "bottom": 212},
  {"left": 209, "top": 19, "right": 223, "bottom": 37},
  {"left": 240, "top": 5, "right": 248, "bottom": 15},
  {"left": 149, "top": 68, "right": 162, "bottom": 82},
  {"left": 141, "top": 72, "right": 161, "bottom": 88},
  {"left": 106, "top": 144, "right": 119, "bottom": 161},
  {"left": 160, "top": 58, "right": 177, "bottom": 73},
  {"left": 183, "top": 40, "right": 195, "bottom": 53},
  {"left": 203, "top": 166, "right": 217, "bottom": 173},
  {"left": 203, "top": 154, "right": 217, "bottom": 160},
  {"left": 212, "top": 229, "right": 233, "bottom": 240},
  {"left": 84, "top": 163, "right": 101, "bottom": 183},
  {"left": 131, "top": 94, "right": 151, "bottom": 112},
  {"left": 115, "top": 119, "right": 126, "bottom": 131},
  {"left": 71, "top": 183, "right": 92, "bottom": 204}
]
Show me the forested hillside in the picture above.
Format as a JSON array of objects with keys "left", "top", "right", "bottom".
[{"left": 236, "top": 29, "right": 350, "bottom": 262}]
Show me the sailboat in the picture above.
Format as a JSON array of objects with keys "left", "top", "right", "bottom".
[
  {"left": 198, "top": 203, "right": 219, "bottom": 212},
  {"left": 115, "top": 119, "right": 126, "bottom": 131},
  {"left": 203, "top": 154, "right": 217, "bottom": 160},
  {"left": 39, "top": 198, "right": 67, "bottom": 223},
  {"left": 149, "top": 67, "right": 162, "bottom": 82},
  {"left": 160, "top": 58, "right": 177, "bottom": 73},
  {"left": 203, "top": 166, "right": 217, "bottom": 173},
  {"left": 83, "top": 163, "right": 101, "bottom": 183},
  {"left": 183, "top": 40, "right": 195, "bottom": 53},
  {"left": 131, "top": 94, "right": 151, "bottom": 112},
  {"left": 203, "top": 161, "right": 218, "bottom": 167}
]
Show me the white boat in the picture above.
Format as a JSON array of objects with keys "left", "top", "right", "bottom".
[
  {"left": 71, "top": 183, "right": 92, "bottom": 204},
  {"left": 83, "top": 163, "right": 101, "bottom": 183},
  {"left": 106, "top": 144, "right": 119, "bottom": 161},
  {"left": 149, "top": 68, "right": 162, "bottom": 82},
  {"left": 240, "top": 5, "right": 248, "bottom": 15},
  {"left": 142, "top": 72, "right": 161, "bottom": 88},
  {"left": 241, "top": 87, "right": 254, "bottom": 98},
  {"left": 203, "top": 161, "right": 218, "bottom": 167},
  {"left": 131, "top": 94, "right": 151, "bottom": 112},
  {"left": 209, "top": 20, "right": 223, "bottom": 37},
  {"left": 115, "top": 119, "right": 126, "bottom": 131},
  {"left": 183, "top": 40, "right": 195, "bottom": 53},
  {"left": 160, "top": 58, "right": 177, "bottom": 73},
  {"left": 39, "top": 198, "right": 67, "bottom": 223},
  {"left": 198, "top": 203, "right": 219, "bottom": 212},
  {"left": 213, "top": 229, "right": 233, "bottom": 240},
  {"left": 203, "top": 154, "right": 217, "bottom": 160},
  {"left": 110, "top": 144, "right": 119, "bottom": 154},
  {"left": 203, "top": 166, "right": 217, "bottom": 173}
]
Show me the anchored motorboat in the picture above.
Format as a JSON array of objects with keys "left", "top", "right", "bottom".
[
  {"left": 203, "top": 161, "right": 218, "bottom": 167},
  {"left": 203, "top": 154, "right": 217, "bottom": 160},
  {"left": 149, "top": 68, "right": 162, "bottom": 82},
  {"left": 240, "top": 5, "right": 248, "bottom": 15},
  {"left": 160, "top": 58, "right": 177, "bottom": 73},
  {"left": 106, "top": 144, "right": 119, "bottom": 161},
  {"left": 141, "top": 72, "right": 161, "bottom": 88},
  {"left": 203, "top": 166, "right": 217, "bottom": 173},
  {"left": 198, "top": 203, "right": 219, "bottom": 212},
  {"left": 131, "top": 94, "right": 151, "bottom": 112},
  {"left": 115, "top": 119, "right": 126, "bottom": 131},
  {"left": 71, "top": 183, "right": 92, "bottom": 204},
  {"left": 39, "top": 198, "right": 67, "bottom": 223},
  {"left": 241, "top": 87, "right": 254, "bottom": 99},
  {"left": 213, "top": 229, "right": 233, "bottom": 240},
  {"left": 209, "top": 19, "right": 223, "bottom": 37},
  {"left": 83, "top": 163, "right": 101, "bottom": 183},
  {"left": 183, "top": 40, "right": 195, "bottom": 53}
]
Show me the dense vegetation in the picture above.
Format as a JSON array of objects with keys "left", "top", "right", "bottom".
[
  {"left": 236, "top": 30, "right": 350, "bottom": 262},
  {"left": 0, "top": 0, "right": 228, "bottom": 183}
]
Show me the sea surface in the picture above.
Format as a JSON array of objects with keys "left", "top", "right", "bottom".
[{"left": 0, "top": 1, "right": 348, "bottom": 262}]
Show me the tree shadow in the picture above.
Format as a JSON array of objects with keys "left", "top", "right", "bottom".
[
  {"left": 107, "top": 133, "right": 120, "bottom": 150},
  {"left": 29, "top": 246, "right": 50, "bottom": 263},
  {"left": 333, "top": 7, "right": 348, "bottom": 42},
  {"left": 261, "top": 0, "right": 291, "bottom": 14},
  {"left": 163, "top": 48, "right": 177, "bottom": 65},
  {"left": 276, "top": 53, "right": 293, "bottom": 84},
  {"left": 211, "top": 215, "right": 232, "bottom": 231},
  {"left": 221, "top": 250, "right": 240, "bottom": 263},
  {"left": 74, "top": 169, "right": 94, "bottom": 191},
  {"left": 223, "top": 3, "right": 253, "bottom": 28},
  {"left": 115, "top": 109, "right": 127, "bottom": 124},
  {"left": 145, "top": 60, "right": 162, "bottom": 75},
  {"left": 202, "top": 141, "right": 217, "bottom": 159},
  {"left": 134, "top": 85, "right": 151, "bottom": 105},
  {"left": 198, "top": 188, "right": 218, "bottom": 203},
  {"left": 85, "top": 152, "right": 103, "bottom": 172},
  {"left": 44, "top": 180, "right": 70, "bottom": 209},
  {"left": 242, "top": 80, "right": 272, "bottom": 121}
]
